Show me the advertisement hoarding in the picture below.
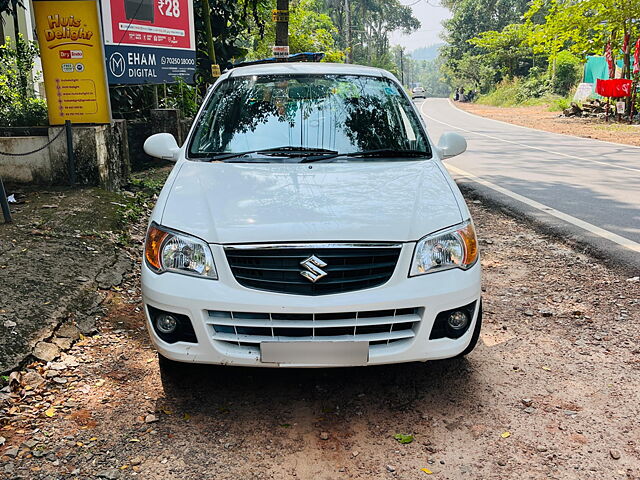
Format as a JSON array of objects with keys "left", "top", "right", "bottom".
[
  {"left": 101, "top": 0, "right": 196, "bottom": 84},
  {"left": 33, "top": 0, "right": 112, "bottom": 124}
]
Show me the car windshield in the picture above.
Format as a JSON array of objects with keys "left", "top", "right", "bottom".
[{"left": 188, "top": 73, "right": 431, "bottom": 161}]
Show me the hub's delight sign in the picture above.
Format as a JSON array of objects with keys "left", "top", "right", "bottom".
[
  {"left": 33, "top": 0, "right": 112, "bottom": 124},
  {"left": 101, "top": 0, "right": 196, "bottom": 84}
]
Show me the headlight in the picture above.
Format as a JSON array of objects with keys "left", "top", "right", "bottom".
[
  {"left": 410, "top": 221, "right": 478, "bottom": 276},
  {"left": 144, "top": 223, "right": 218, "bottom": 279}
]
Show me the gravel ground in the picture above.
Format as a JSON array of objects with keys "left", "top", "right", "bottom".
[
  {"left": 456, "top": 102, "right": 640, "bottom": 147},
  {"left": 1, "top": 194, "right": 639, "bottom": 480}
]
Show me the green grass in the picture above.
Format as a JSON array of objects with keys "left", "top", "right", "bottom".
[{"left": 475, "top": 78, "right": 574, "bottom": 111}]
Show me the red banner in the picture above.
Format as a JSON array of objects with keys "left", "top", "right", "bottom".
[
  {"left": 634, "top": 38, "right": 640, "bottom": 75},
  {"left": 596, "top": 78, "right": 633, "bottom": 98},
  {"left": 605, "top": 41, "right": 615, "bottom": 78}
]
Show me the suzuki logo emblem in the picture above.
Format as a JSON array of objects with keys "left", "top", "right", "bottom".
[{"left": 300, "top": 255, "right": 328, "bottom": 283}]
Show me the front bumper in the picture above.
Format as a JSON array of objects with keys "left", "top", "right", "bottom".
[{"left": 141, "top": 244, "right": 481, "bottom": 367}]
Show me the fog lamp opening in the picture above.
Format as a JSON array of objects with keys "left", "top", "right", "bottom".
[
  {"left": 156, "top": 314, "right": 178, "bottom": 334},
  {"left": 447, "top": 310, "right": 469, "bottom": 330}
]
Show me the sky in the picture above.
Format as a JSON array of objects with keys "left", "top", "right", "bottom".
[{"left": 388, "top": 0, "right": 451, "bottom": 52}]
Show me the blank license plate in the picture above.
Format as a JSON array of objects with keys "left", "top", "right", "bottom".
[{"left": 261, "top": 341, "right": 369, "bottom": 365}]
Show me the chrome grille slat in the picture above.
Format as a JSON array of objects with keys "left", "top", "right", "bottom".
[
  {"left": 212, "top": 330, "right": 416, "bottom": 345},
  {"left": 206, "top": 313, "right": 419, "bottom": 329}
]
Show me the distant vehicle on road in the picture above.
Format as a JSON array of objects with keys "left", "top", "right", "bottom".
[
  {"left": 142, "top": 62, "right": 481, "bottom": 377},
  {"left": 412, "top": 86, "right": 426, "bottom": 99}
]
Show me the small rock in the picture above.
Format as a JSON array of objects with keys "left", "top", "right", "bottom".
[
  {"left": 497, "top": 459, "right": 507, "bottom": 466},
  {"left": 4, "top": 447, "right": 18, "bottom": 457},
  {"left": 57, "top": 324, "right": 81, "bottom": 340},
  {"left": 521, "top": 398, "right": 532, "bottom": 407},
  {"left": 3, "top": 320, "right": 16, "bottom": 328},
  {"left": 61, "top": 353, "right": 79, "bottom": 367},
  {"left": 97, "top": 469, "right": 120, "bottom": 479},
  {"left": 52, "top": 377, "right": 67, "bottom": 384},
  {"left": 22, "top": 439, "right": 38, "bottom": 449},
  {"left": 319, "top": 431, "right": 329, "bottom": 440},
  {"left": 523, "top": 310, "right": 534, "bottom": 317},
  {"left": 564, "top": 410, "right": 578, "bottom": 416},
  {"left": 32, "top": 449, "right": 46, "bottom": 458},
  {"left": 75, "top": 276, "right": 91, "bottom": 283},
  {"left": 22, "top": 371, "right": 45, "bottom": 388},
  {"left": 352, "top": 451, "right": 359, "bottom": 457},
  {"left": 386, "top": 465, "right": 396, "bottom": 472},
  {"left": 536, "top": 445, "right": 548, "bottom": 453},
  {"left": 145, "top": 414, "right": 158, "bottom": 424},
  {"left": 52, "top": 337, "right": 73, "bottom": 350},
  {"left": 523, "top": 407, "right": 535, "bottom": 414},
  {"left": 0, "top": 437, "right": 5, "bottom": 446},
  {"left": 33, "top": 341, "right": 60, "bottom": 362},
  {"left": 130, "top": 457, "right": 143, "bottom": 466},
  {"left": 610, "top": 449, "right": 621, "bottom": 460}
]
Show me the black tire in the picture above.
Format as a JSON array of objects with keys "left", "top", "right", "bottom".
[{"left": 455, "top": 301, "right": 483, "bottom": 358}]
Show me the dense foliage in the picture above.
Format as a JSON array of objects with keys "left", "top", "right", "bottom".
[
  {"left": 0, "top": 36, "right": 48, "bottom": 127},
  {"left": 440, "top": 0, "right": 640, "bottom": 107}
]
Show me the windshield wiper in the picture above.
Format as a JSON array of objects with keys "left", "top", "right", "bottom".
[
  {"left": 200, "top": 146, "right": 339, "bottom": 162},
  {"left": 299, "top": 148, "right": 430, "bottom": 163}
]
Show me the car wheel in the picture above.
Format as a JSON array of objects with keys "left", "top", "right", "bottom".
[{"left": 455, "top": 301, "right": 482, "bottom": 357}]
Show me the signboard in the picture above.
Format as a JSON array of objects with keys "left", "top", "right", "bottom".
[
  {"left": 101, "top": 0, "right": 196, "bottom": 84},
  {"left": 33, "top": 0, "right": 112, "bottom": 124},
  {"left": 272, "top": 45, "right": 290, "bottom": 59}
]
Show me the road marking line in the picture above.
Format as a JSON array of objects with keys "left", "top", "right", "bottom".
[
  {"left": 420, "top": 100, "right": 640, "bottom": 174},
  {"left": 447, "top": 98, "right": 640, "bottom": 152},
  {"left": 446, "top": 164, "right": 640, "bottom": 254}
]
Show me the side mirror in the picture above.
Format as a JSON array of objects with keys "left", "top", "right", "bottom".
[
  {"left": 144, "top": 133, "right": 180, "bottom": 161},
  {"left": 437, "top": 132, "right": 467, "bottom": 159}
]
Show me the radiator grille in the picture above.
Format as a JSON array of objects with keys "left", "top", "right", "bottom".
[{"left": 224, "top": 244, "right": 401, "bottom": 295}]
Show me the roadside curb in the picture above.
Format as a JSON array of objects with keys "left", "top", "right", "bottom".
[{"left": 453, "top": 174, "right": 640, "bottom": 277}]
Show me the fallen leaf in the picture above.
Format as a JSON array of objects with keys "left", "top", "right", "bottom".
[
  {"left": 541, "top": 366, "right": 551, "bottom": 371},
  {"left": 146, "top": 359, "right": 154, "bottom": 363},
  {"left": 129, "top": 438, "right": 140, "bottom": 443},
  {"left": 183, "top": 413, "right": 190, "bottom": 421},
  {"left": 501, "top": 431, "right": 511, "bottom": 438},
  {"left": 95, "top": 379, "right": 105, "bottom": 387},
  {"left": 421, "top": 468, "right": 433, "bottom": 474},
  {"left": 44, "top": 407, "right": 55, "bottom": 418},
  {"left": 162, "top": 409, "right": 173, "bottom": 415},
  {"left": 393, "top": 433, "right": 414, "bottom": 444}
]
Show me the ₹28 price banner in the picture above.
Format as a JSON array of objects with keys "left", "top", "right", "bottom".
[{"left": 101, "top": 0, "right": 196, "bottom": 84}]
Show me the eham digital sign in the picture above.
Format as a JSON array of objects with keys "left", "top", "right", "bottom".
[{"left": 101, "top": 0, "right": 196, "bottom": 84}]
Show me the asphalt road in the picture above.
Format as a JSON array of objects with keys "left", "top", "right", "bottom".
[{"left": 418, "top": 98, "right": 640, "bottom": 272}]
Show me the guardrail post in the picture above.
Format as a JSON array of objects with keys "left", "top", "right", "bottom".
[
  {"left": 65, "top": 120, "right": 75, "bottom": 185},
  {"left": 0, "top": 177, "right": 12, "bottom": 224}
]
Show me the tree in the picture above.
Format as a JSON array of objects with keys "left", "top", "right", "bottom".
[{"left": 525, "top": 0, "right": 640, "bottom": 79}]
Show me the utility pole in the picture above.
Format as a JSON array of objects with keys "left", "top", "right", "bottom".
[
  {"left": 345, "top": 0, "right": 351, "bottom": 63},
  {"left": 201, "top": 0, "right": 219, "bottom": 79},
  {"left": 275, "top": 0, "right": 289, "bottom": 48},
  {"left": 400, "top": 47, "right": 405, "bottom": 86}
]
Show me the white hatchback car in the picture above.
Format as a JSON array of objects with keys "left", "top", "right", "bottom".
[{"left": 142, "top": 62, "right": 481, "bottom": 375}]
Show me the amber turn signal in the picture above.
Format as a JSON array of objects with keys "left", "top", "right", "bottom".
[
  {"left": 145, "top": 225, "right": 168, "bottom": 271},
  {"left": 459, "top": 222, "right": 478, "bottom": 267}
]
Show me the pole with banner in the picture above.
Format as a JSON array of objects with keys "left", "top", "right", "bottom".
[{"left": 33, "top": 0, "right": 112, "bottom": 125}]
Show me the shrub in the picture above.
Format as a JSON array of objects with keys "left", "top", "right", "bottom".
[
  {"left": 516, "top": 67, "right": 551, "bottom": 102},
  {"left": 0, "top": 36, "right": 48, "bottom": 127},
  {"left": 552, "top": 51, "right": 581, "bottom": 95}
]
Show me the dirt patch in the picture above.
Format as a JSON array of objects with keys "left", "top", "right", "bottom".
[
  {"left": 1, "top": 193, "right": 638, "bottom": 479},
  {"left": 457, "top": 102, "right": 640, "bottom": 147}
]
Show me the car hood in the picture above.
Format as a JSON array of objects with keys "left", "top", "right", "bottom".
[{"left": 160, "top": 160, "right": 463, "bottom": 244}]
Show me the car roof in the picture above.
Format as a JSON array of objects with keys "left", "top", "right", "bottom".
[{"left": 225, "top": 62, "right": 397, "bottom": 82}]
